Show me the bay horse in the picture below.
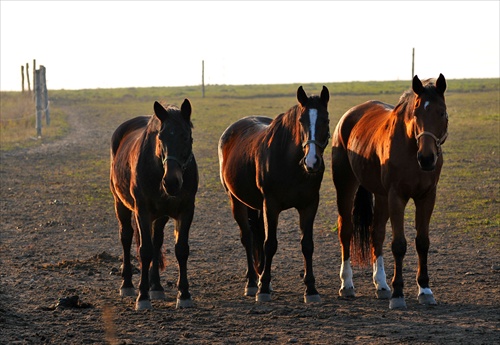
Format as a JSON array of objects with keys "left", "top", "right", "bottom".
[
  {"left": 218, "top": 86, "right": 330, "bottom": 303},
  {"left": 331, "top": 74, "right": 448, "bottom": 309},
  {"left": 110, "top": 100, "right": 198, "bottom": 310}
]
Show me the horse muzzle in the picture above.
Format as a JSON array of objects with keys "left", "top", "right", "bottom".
[
  {"left": 162, "top": 161, "right": 184, "bottom": 196},
  {"left": 417, "top": 152, "right": 437, "bottom": 171},
  {"left": 302, "top": 154, "right": 324, "bottom": 174}
]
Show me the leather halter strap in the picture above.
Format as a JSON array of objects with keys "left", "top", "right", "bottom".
[
  {"left": 415, "top": 130, "right": 448, "bottom": 156},
  {"left": 162, "top": 152, "right": 193, "bottom": 172},
  {"left": 302, "top": 132, "right": 331, "bottom": 150}
]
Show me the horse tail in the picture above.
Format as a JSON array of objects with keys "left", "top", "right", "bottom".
[
  {"left": 248, "top": 209, "right": 265, "bottom": 275},
  {"left": 351, "top": 185, "right": 373, "bottom": 267}
]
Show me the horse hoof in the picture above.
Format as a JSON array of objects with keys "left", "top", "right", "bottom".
[
  {"left": 304, "top": 294, "right": 321, "bottom": 303},
  {"left": 389, "top": 297, "right": 407, "bottom": 310},
  {"left": 376, "top": 289, "right": 392, "bottom": 300},
  {"left": 149, "top": 290, "right": 166, "bottom": 300},
  {"left": 135, "top": 299, "right": 152, "bottom": 310},
  {"left": 176, "top": 297, "right": 193, "bottom": 309},
  {"left": 256, "top": 293, "right": 272, "bottom": 302},
  {"left": 245, "top": 286, "right": 258, "bottom": 297},
  {"left": 418, "top": 293, "right": 437, "bottom": 305},
  {"left": 339, "top": 287, "right": 355, "bottom": 298},
  {"left": 120, "top": 287, "right": 136, "bottom": 297}
]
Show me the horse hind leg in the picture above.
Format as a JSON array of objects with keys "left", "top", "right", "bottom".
[
  {"left": 115, "top": 201, "right": 136, "bottom": 297},
  {"left": 231, "top": 196, "right": 259, "bottom": 297},
  {"left": 335, "top": 179, "right": 358, "bottom": 298},
  {"left": 371, "top": 195, "right": 392, "bottom": 300}
]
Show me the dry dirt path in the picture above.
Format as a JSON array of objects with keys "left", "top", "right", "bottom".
[{"left": 1, "top": 104, "right": 499, "bottom": 344}]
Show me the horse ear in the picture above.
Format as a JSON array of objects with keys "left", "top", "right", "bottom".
[
  {"left": 297, "top": 86, "right": 308, "bottom": 107},
  {"left": 320, "top": 86, "right": 330, "bottom": 107},
  {"left": 412, "top": 75, "right": 424, "bottom": 96},
  {"left": 181, "top": 99, "right": 192, "bottom": 122},
  {"left": 436, "top": 73, "right": 447, "bottom": 95},
  {"left": 154, "top": 101, "right": 168, "bottom": 122}
]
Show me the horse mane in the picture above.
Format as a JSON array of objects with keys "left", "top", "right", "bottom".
[
  {"left": 265, "top": 104, "right": 302, "bottom": 148},
  {"left": 393, "top": 78, "right": 438, "bottom": 120}
]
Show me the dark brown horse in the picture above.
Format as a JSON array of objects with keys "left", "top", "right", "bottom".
[
  {"left": 331, "top": 74, "right": 448, "bottom": 309},
  {"left": 218, "top": 86, "right": 330, "bottom": 303},
  {"left": 110, "top": 100, "right": 198, "bottom": 310}
]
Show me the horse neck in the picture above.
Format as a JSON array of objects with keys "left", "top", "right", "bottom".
[{"left": 393, "top": 96, "right": 417, "bottom": 143}]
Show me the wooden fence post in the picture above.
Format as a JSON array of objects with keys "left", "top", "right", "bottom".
[
  {"left": 40, "top": 65, "right": 50, "bottom": 125},
  {"left": 35, "top": 69, "right": 42, "bottom": 138},
  {"left": 202, "top": 60, "right": 205, "bottom": 98},
  {"left": 21, "top": 65, "right": 25, "bottom": 92},
  {"left": 26, "top": 63, "right": 31, "bottom": 93}
]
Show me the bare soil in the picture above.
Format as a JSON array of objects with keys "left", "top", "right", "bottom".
[{"left": 1, "top": 104, "right": 499, "bottom": 345}]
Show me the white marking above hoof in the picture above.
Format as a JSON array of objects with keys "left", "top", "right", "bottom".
[
  {"left": 389, "top": 297, "right": 407, "bottom": 310},
  {"left": 135, "top": 299, "right": 152, "bottom": 311},
  {"left": 120, "top": 287, "right": 136, "bottom": 297},
  {"left": 256, "top": 293, "right": 272, "bottom": 302},
  {"left": 245, "top": 286, "right": 258, "bottom": 297},
  {"left": 176, "top": 297, "right": 194, "bottom": 309},
  {"left": 376, "top": 289, "right": 392, "bottom": 300},
  {"left": 339, "top": 287, "right": 355, "bottom": 298},
  {"left": 418, "top": 293, "right": 437, "bottom": 305},
  {"left": 304, "top": 294, "right": 321, "bottom": 303},
  {"left": 149, "top": 290, "right": 166, "bottom": 300}
]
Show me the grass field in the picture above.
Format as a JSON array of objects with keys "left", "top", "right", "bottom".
[{"left": 1, "top": 78, "right": 498, "bottom": 246}]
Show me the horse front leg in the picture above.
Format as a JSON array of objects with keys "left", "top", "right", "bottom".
[
  {"left": 174, "top": 208, "right": 194, "bottom": 308},
  {"left": 115, "top": 201, "right": 135, "bottom": 297},
  {"left": 149, "top": 216, "right": 168, "bottom": 301},
  {"left": 256, "top": 199, "right": 279, "bottom": 302},
  {"left": 414, "top": 192, "right": 438, "bottom": 305},
  {"left": 388, "top": 191, "right": 408, "bottom": 309},
  {"left": 298, "top": 202, "right": 321, "bottom": 303},
  {"left": 135, "top": 211, "right": 154, "bottom": 310}
]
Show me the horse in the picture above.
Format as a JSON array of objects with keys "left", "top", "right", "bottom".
[
  {"left": 218, "top": 86, "right": 330, "bottom": 303},
  {"left": 109, "top": 99, "right": 198, "bottom": 310},
  {"left": 331, "top": 74, "right": 448, "bottom": 309}
]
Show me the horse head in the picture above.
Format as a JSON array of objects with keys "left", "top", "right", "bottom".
[
  {"left": 154, "top": 99, "right": 193, "bottom": 196},
  {"left": 296, "top": 85, "right": 330, "bottom": 173},
  {"left": 411, "top": 74, "right": 448, "bottom": 171}
]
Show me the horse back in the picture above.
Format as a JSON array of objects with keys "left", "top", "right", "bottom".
[
  {"left": 333, "top": 101, "right": 393, "bottom": 151},
  {"left": 110, "top": 116, "right": 151, "bottom": 209},
  {"left": 219, "top": 116, "right": 272, "bottom": 209},
  {"left": 111, "top": 116, "right": 150, "bottom": 157}
]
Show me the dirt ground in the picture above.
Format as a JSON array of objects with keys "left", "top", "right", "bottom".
[{"left": 1, "top": 103, "right": 499, "bottom": 345}]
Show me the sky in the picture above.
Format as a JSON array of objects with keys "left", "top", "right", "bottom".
[{"left": 1, "top": 1, "right": 499, "bottom": 91}]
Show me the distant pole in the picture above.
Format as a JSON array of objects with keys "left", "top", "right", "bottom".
[
  {"left": 33, "top": 59, "right": 36, "bottom": 98},
  {"left": 26, "top": 63, "right": 31, "bottom": 93},
  {"left": 40, "top": 65, "right": 50, "bottom": 126},
  {"left": 21, "top": 65, "right": 25, "bottom": 92},
  {"left": 411, "top": 48, "right": 415, "bottom": 78},
  {"left": 35, "top": 69, "right": 42, "bottom": 138},
  {"left": 202, "top": 60, "right": 205, "bottom": 98}
]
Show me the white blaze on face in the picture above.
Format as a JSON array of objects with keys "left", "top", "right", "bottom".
[{"left": 304, "top": 108, "right": 318, "bottom": 169}]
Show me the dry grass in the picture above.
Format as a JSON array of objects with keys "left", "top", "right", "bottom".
[{"left": 0, "top": 91, "right": 68, "bottom": 151}]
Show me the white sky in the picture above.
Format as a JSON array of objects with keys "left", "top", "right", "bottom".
[{"left": 1, "top": 1, "right": 499, "bottom": 91}]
